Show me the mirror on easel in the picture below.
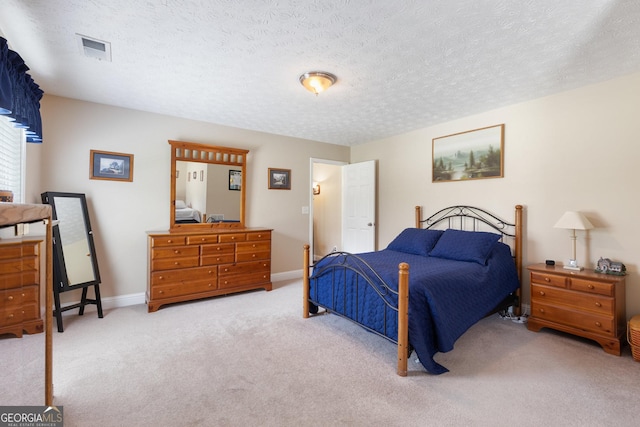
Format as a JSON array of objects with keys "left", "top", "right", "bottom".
[{"left": 41, "top": 191, "right": 103, "bottom": 332}]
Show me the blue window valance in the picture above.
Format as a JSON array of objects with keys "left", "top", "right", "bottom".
[{"left": 0, "top": 37, "right": 44, "bottom": 143}]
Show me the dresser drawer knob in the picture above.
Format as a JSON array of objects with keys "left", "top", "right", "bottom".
[
  {"left": 258, "top": 234, "right": 262, "bottom": 238},
  {"left": 538, "top": 308, "right": 545, "bottom": 313},
  {"left": 538, "top": 291, "right": 545, "bottom": 296},
  {"left": 7, "top": 295, "right": 13, "bottom": 301},
  {"left": 159, "top": 276, "right": 164, "bottom": 280},
  {"left": 231, "top": 236, "right": 236, "bottom": 240},
  {"left": 8, "top": 313, "right": 13, "bottom": 319},
  {"left": 595, "top": 302, "right": 602, "bottom": 307},
  {"left": 544, "top": 278, "right": 550, "bottom": 282},
  {"left": 174, "top": 250, "right": 180, "bottom": 254},
  {"left": 217, "top": 247, "right": 222, "bottom": 251},
  {"left": 588, "top": 284, "right": 595, "bottom": 289},
  {"left": 201, "top": 238, "right": 206, "bottom": 241},
  {"left": 167, "top": 239, "right": 173, "bottom": 243},
  {"left": 595, "top": 321, "right": 602, "bottom": 327},
  {"left": 224, "top": 268, "right": 229, "bottom": 272},
  {"left": 252, "top": 254, "right": 256, "bottom": 258},
  {"left": 252, "top": 244, "right": 256, "bottom": 248},
  {"left": 208, "top": 283, "right": 213, "bottom": 287},
  {"left": 159, "top": 290, "right": 164, "bottom": 294},
  {"left": 174, "top": 262, "right": 179, "bottom": 265}
]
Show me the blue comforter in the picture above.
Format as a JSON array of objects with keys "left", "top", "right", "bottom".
[{"left": 308, "top": 242, "right": 520, "bottom": 374}]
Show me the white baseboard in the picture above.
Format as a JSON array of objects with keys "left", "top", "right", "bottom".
[
  {"left": 271, "top": 270, "right": 303, "bottom": 282},
  {"left": 55, "top": 271, "right": 304, "bottom": 313}
]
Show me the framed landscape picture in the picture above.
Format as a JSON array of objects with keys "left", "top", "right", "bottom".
[
  {"left": 268, "top": 168, "right": 291, "bottom": 190},
  {"left": 90, "top": 150, "right": 134, "bottom": 182},
  {"left": 432, "top": 124, "right": 504, "bottom": 183}
]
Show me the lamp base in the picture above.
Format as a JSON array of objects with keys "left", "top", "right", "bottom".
[{"left": 563, "top": 259, "right": 584, "bottom": 271}]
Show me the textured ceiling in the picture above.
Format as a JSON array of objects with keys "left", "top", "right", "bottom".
[{"left": 1, "top": 0, "right": 640, "bottom": 146}]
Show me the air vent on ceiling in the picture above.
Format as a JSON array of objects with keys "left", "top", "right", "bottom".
[{"left": 76, "top": 34, "right": 112, "bottom": 61}]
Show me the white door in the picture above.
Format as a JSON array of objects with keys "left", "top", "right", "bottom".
[{"left": 342, "top": 160, "right": 376, "bottom": 253}]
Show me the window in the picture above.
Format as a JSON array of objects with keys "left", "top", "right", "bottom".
[{"left": 0, "top": 115, "right": 25, "bottom": 203}]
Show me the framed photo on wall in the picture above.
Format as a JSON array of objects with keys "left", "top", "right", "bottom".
[
  {"left": 90, "top": 150, "right": 134, "bottom": 182},
  {"left": 268, "top": 168, "right": 291, "bottom": 190},
  {"left": 432, "top": 124, "right": 504, "bottom": 182},
  {"left": 229, "top": 170, "right": 242, "bottom": 191}
]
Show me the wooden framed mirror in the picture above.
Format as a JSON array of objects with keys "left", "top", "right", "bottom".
[{"left": 169, "top": 140, "right": 248, "bottom": 231}]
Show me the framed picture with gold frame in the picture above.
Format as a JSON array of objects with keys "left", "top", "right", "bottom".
[
  {"left": 432, "top": 124, "right": 504, "bottom": 182},
  {"left": 90, "top": 150, "right": 134, "bottom": 182}
]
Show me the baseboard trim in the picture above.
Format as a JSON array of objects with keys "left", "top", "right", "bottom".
[
  {"left": 54, "top": 270, "right": 304, "bottom": 312},
  {"left": 271, "top": 269, "right": 303, "bottom": 282}
]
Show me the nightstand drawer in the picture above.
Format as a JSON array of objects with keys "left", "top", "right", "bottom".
[
  {"left": 569, "top": 278, "right": 614, "bottom": 297},
  {"left": 530, "top": 272, "right": 566, "bottom": 288},
  {"left": 531, "top": 301, "right": 614, "bottom": 336},
  {"left": 531, "top": 284, "right": 613, "bottom": 316}
]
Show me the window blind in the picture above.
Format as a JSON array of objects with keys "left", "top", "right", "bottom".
[{"left": 0, "top": 115, "right": 25, "bottom": 203}]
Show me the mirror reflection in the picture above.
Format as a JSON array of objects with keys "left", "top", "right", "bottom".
[
  {"left": 175, "top": 161, "right": 241, "bottom": 223},
  {"left": 53, "top": 196, "right": 97, "bottom": 285},
  {"left": 169, "top": 140, "right": 248, "bottom": 231}
]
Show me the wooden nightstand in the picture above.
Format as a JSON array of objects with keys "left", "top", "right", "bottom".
[{"left": 527, "top": 263, "right": 626, "bottom": 355}]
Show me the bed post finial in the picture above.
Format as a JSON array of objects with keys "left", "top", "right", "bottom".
[{"left": 415, "top": 206, "right": 422, "bottom": 228}]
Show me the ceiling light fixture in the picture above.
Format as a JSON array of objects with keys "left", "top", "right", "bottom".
[{"left": 299, "top": 71, "right": 337, "bottom": 95}]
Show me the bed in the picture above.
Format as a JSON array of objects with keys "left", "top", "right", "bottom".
[
  {"left": 175, "top": 200, "right": 201, "bottom": 223},
  {"left": 302, "top": 205, "right": 523, "bottom": 376}
]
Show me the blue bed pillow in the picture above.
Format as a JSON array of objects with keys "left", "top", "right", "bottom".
[
  {"left": 428, "top": 228, "right": 501, "bottom": 265},
  {"left": 386, "top": 228, "right": 444, "bottom": 256}
]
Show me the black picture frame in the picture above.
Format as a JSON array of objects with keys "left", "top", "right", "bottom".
[
  {"left": 268, "top": 168, "right": 291, "bottom": 190},
  {"left": 229, "top": 169, "right": 242, "bottom": 191}
]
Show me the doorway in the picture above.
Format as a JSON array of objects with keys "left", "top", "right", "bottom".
[{"left": 310, "top": 158, "right": 345, "bottom": 261}]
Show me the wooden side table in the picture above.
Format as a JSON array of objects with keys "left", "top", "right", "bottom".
[{"left": 527, "top": 263, "right": 626, "bottom": 355}]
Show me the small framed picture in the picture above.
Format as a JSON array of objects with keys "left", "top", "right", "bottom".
[
  {"left": 268, "top": 168, "right": 291, "bottom": 190},
  {"left": 90, "top": 150, "right": 134, "bottom": 182},
  {"left": 229, "top": 170, "right": 242, "bottom": 191}
]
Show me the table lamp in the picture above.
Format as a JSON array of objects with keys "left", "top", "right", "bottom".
[{"left": 554, "top": 211, "right": 594, "bottom": 271}]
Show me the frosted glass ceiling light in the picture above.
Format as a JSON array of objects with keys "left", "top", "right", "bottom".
[{"left": 299, "top": 71, "right": 337, "bottom": 95}]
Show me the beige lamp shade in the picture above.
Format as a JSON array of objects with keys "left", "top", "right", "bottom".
[{"left": 553, "top": 211, "right": 594, "bottom": 230}]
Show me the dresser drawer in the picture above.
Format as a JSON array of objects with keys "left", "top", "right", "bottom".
[
  {"left": 236, "top": 241, "right": 270, "bottom": 253},
  {"left": 246, "top": 231, "right": 270, "bottom": 241},
  {"left": 219, "top": 233, "right": 246, "bottom": 243},
  {"left": 569, "top": 278, "right": 614, "bottom": 297},
  {"left": 219, "top": 271, "right": 271, "bottom": 289},
  {"left": 219, "top": 260, "right": 270, "bottom": 277},
  {"left": 0, "top": 308, "right": 23, "bottom": 326},
  {"left": 531, "top": 284, "right": 613, "bottom": 316},
  {"left": 201, "top": 243, "right": 234, "bottom": 256},
  {"left": 236, "top": 250, "right": 270, "bottom": 262},
  {"left": 151, "top": 266, "right": 216, "bottom": 286},
  {"left": 151, "top": 257, "right": 200, "bottom": 271},
  {"left": 151, "top": 246, "right": 200, "bottom": 259},
  {"left": 187, "top": 235, "right": 219, "bottom": 245},
  {"left": 0, "top": 244, "right": 38, "bottom": 260},
  {"left": 0, "top": 285, "right": 39, "bottom": 309},
  {"left": 201, "top": 254, "right": 235, "bottom": 265},
  {"left": 0, "top": 271, "right": 39, "bottom": 290},
  {"left": 150, "top": 279, "right": 217, "bottom": 299},
  {"left": 531, "top": 301, "right": 614, "bottom": 336},
  {"left": 150, "top": 236, "right": 186, "bottom": 247},
  {"left": 530, "top": 272, "right": 566, "bottom": 288}
]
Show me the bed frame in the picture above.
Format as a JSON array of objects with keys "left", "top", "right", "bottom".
[{"left": 302, "top": 204, "right": 523, "bottom": 376}]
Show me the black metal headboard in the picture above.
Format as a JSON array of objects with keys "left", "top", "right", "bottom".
[{"left": 415, "top": 205, "right": 523, "bottom": 288}]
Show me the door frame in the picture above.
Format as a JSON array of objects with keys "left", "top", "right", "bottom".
[{"left": 309, "top": 158, "right": 348, "bottom": 262}]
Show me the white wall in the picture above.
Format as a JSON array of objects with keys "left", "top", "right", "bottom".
[
  {"left": 29, "top": 95, "right": 349, "bottom": 302},
  {"left": 352, "top": 71, "right": 640, "bottom": 318}
]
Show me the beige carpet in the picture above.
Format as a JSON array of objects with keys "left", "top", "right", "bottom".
[{"left": 3, "top": 279, "right": 639, "bottom": 426}]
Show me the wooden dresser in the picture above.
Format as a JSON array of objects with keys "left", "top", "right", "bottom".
[
  {"left": 0, "top": 239, "right": 43, "bottom": 337},
  {"left": 147, "top": 228, "right": 272, "bottom": 312},
  {"left": 527, "top": 263, "right": 626, "bottom": 355}
]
